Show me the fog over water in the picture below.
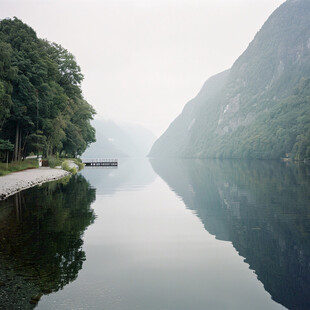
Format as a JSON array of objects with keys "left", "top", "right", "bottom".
[{"left": 0, "top": 0, "right": 285, "bottom": 136}]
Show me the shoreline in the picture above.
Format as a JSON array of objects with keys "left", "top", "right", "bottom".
[{"left": 0, "top": 167, "right": 71, "bottom": 200}]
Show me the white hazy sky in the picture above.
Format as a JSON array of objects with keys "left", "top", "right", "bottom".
[{"left": 0, "top": 0, "right": 285, "bottom": 136}]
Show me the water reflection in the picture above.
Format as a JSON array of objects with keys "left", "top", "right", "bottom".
[
  {"left": 151, "top": 159, "right": 310, "bottom": 310},
  {"left": 0, "top": 174, "right": 96, "bottom": 309}
]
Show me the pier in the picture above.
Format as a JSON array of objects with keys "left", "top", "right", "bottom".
[{"left": 82, "top": 158, "right": 118, "bottom": 167}]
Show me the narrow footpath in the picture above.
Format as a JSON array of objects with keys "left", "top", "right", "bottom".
[{"left": 0, "top": 168, "right": 70, "bottom": 200}]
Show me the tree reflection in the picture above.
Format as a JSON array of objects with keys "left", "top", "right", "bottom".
[
  {"left": 151, "top": 159, "right": 310, "bottom": 310},
  {"left": 0, "top": 174, "right": 96, "bottom": 309}
]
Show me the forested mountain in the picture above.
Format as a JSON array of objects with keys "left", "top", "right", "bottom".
[
  {"left": 0, "top": 18, "right": 95, "bottom": 160},
  {"left": 150, "top": 0, "right": 310, "bottom": 160},
  {"left": 82, "top": 119, "right": 156, "bottom": 158}
]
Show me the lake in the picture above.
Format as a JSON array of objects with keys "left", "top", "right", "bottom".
[{"left": 0, "top": 158, "right": 309, "bottom": 309}]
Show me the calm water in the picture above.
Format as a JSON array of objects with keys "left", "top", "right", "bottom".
[{"left": 0, "top": 159, "right": 310, "bottom": 309}]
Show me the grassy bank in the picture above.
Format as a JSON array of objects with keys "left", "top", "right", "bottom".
[
  {"left": 0, "top": 159, "right": 39, "bottom": 176},
  {"left": 47, "top": 157, "right": 84, "bottom": 174},
  {"left": 61, "top": 159, "right": 84, "bottom": 174},
  {"left": 0, "top": 157, "right": 84, "bottom": 177}
]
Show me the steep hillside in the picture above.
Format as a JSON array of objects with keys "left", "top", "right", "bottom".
[{"left": 150, "top": 0, "right": 310, "bottom": 160}]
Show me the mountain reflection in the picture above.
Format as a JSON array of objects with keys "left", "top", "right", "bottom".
[
  {"left": 0, "top": 174, "right": 96, "bottom": 309},
  {"left": 151, "top": 159, "right": 310, "bottom": 310}
]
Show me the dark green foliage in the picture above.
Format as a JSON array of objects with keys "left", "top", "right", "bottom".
[
  {"left": 0, "top": 138, "right": 14, "bottom": 168},
  {"left": 0, "top": 138, "right": 13, "bottom": 151},
  {"left": 150, "top": 0, "right": 310, "bottom": 160},
  {"left": 0, "top": 18, "right": 95, "bottom": 161},
  {"left": 46, "top": 155, "right": 61, "bottom": 168}
]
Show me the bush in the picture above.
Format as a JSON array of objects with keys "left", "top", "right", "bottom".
[
  {"left": 61, "top": 160, "right": 77, "bottom": 174},
  {"left": 70, "top": 167, "right": 78, "bottom": 174},
  {"left": 72, "top": 158, "right": 84, "bottom": 171},
  {"left": 47, "top": 156, "right": 61, "bottom": 168}
]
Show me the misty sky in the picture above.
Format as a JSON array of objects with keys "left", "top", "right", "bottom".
[{"left": 0, "top": 0, "right": 285, "bottom": 136}]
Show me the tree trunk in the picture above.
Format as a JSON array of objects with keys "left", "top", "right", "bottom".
[
  {"left": 14, "top": 122, "right": 19, "bottom": 161},
  {"left": 18, "top": 128, "right": 22, "bottom": 160},
  {"left": 22, "top": 133, "right": 28, "bottom": 160}
]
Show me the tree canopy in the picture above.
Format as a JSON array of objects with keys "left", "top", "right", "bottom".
[{"left": 0, "top": 17, "right": 95, "bottom": 160}]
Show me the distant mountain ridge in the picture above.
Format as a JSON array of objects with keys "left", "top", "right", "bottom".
[
  {"left": 82, "top": 120, "right": 156, "bottom": 158},
  {"left": 150, "top": 0, "right": 310, "bottom": 160}
]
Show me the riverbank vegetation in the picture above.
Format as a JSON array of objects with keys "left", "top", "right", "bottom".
[
  {"left": 0, "top": 18, "right": 95, "bottom": 163},
  {"left": 0, "top": 156, "right": 84, "bottom": 177},
  {"left": 61, "top": 160, "right": 77, "bottom": 175},
  {"left": 47, "top": 156, "right": 83, "bottom": 172},
  {"left": 0, "top": 159, "right": 38, "bottom": 176}
]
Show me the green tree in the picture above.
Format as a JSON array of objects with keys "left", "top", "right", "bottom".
[
  {"left": 0, "top": 138, "right": 14, "bottom": 167},
  {"left": 0, "top": 18, "right": 96, "bottom": 161}
]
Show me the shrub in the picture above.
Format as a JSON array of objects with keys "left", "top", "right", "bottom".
[
  {"left": 47, "top": 156, "right": 61, "bottom": 168},
  {"left": 61, "top": 160, "right": 77, "bottom": 174},
  {"left": 72, "top": 158, "right": 84, "bottom": 171}
]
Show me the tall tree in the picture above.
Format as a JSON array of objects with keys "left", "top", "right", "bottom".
[{"left": 0, "top": 18, "right": 96, "bottom": 161}]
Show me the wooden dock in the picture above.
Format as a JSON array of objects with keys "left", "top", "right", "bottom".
[{"left": 82, "top": 158, "right": 118, "bottom": 167}]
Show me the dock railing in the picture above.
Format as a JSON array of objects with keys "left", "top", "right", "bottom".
[{"left": 82, "top": 158, "right": 118, "bottom": 167}]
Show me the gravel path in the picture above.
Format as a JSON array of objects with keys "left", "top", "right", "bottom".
[{"left": 0, "top": 168, "right": 70, "bottom": 200}]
